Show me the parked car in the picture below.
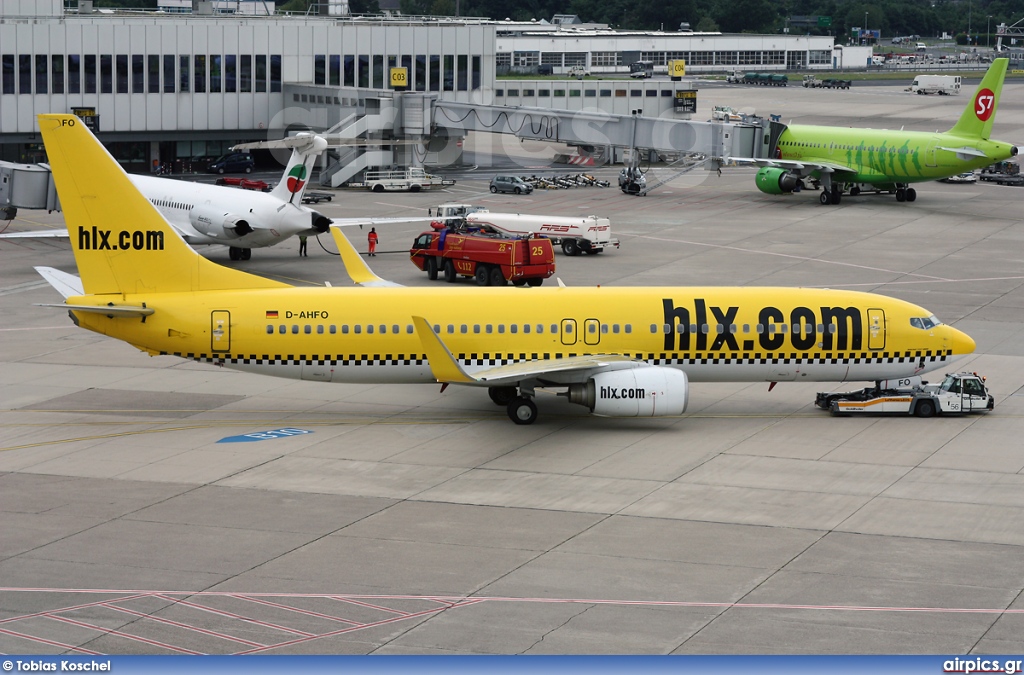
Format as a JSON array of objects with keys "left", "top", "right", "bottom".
[
  {"left": 489, "top": 175, "right": 534, "bottom": 194},
  {"left": 207, "top": 152, "right": 255, "bottom": 174}
]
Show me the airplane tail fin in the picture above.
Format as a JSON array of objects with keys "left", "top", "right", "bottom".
[
  {"left": 267, "top": 135, "right": 328, "bottom": 204},
  {"left": 38, "top": 114, "right": 289, "bottom": 296},
  {"left": 948, "top": 58, "right": 1008, "bottom": 140}
]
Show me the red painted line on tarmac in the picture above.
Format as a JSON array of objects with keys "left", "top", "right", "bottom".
[
  {"left": 0, "top": 626, "right": 101, "bottom": 654},
  {"left": 102, "top": 602, "right": 267, "bottom": 648},
  {"left": 45, "top": 614, "right": 200, "bottom": 654},
  {"left": 0, "top": 593, "right": 153, "bottom": 625},
  {"left": 153, "top": 594, "right": 316, "bottom": 637},
  {"left": 328, "top": 595, "right": 412, "bottom": 616},
  {"left": 232, "top": 594, "right": 363, "bottom": 626}
]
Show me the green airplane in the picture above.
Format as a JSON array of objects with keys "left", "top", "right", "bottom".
[{"left": 742, "top": 57, "right": 1017, "bottom": 204}]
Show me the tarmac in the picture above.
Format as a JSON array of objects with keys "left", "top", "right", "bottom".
[{"left": 2, "top": 80, "right": 1024, "bottom": 654}]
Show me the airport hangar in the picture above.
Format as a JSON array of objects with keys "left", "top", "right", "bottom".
[
  {"left": 0, "top": 1, "right": 858, "bottom": 171},
  {"left": 2, "top": 73, "right": 1024, "bottom": 653}
]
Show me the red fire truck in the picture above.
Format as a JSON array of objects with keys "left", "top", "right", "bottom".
[{"left": 410, "top": 228, "right": 555, "bottom": 286}]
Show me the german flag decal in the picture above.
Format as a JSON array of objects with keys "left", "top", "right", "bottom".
[{"left": 266, "top": 310, "right": 279, "bottom": 319}]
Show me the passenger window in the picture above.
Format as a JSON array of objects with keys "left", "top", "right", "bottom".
[
  {"left": 613, "top": 324, "right": 620, "bottom": 334},
  {"left": 447, "top": 324, "right": 454, "bottom": 334},
  {"left": 625, "top": 325, "right": 632, "bottom": 333},
  {"left": 498, "top": 325, "right": 505, "bottom": 334},
  {"left": 317, "top": 325, "right": 323, "bottom": 334},
  {"left": 676, "top": 324, "right": 686, "bottom": 333},
  {"left": 266, "top": 325, "right": 273, "bottom": 334},
  {"left": 551, "top": 324, "right": 558, "bottom": 333},
  {"left": 523, "top": 324, "right": 531, "bottom": 334},
  {"left": 650, "top": 324, "right": 658, "bottom": 334},
  {"left": 701, "top": 324, "right": 709, "bottom": 334},
  {"left": 379, "top": 325, "right": 386, "bottom": 334},
  {"left": 330, "top": 325, "right": 336, "bottom": 334},
  {"left": 537, "top": 324, "right": 544, "bottom": 334},
  {"left": 510, "top": 325, "right": 518, "bottom": 334},
  {"left": 354, "top": 325, "right": 361, "bottom": 334},
  {"left": 743, "top": 324, "right": 750, "bottom": 333},
  {"left": 486, "top": 325, "right": 493, "bottom": 333},
  {"left": 779, "top": 324, "right": 788, "bottom": 334},
  {"left": 292, "top": 325, "right": 299, "bottom": 334},
  {"left": 460, "top": 325, "right": 468, "bottom": 334},
  {"left": 601, "top": 324, "right": 608, "bottom": 333},
  {"left": 392, "top": 325, "right": 399, "bottom": 334},
  {"left": 279, "top": 325, "right": 286, "bottom": 334},
  {"left": 407, "top": 325, "right": 413, "bottom": 333},
  {"left": 304, "top": 325, "right": 311, "bottom": 334},
  {"left": 474, "top": 325, "right": 480, "bottom": 334},
  {"left": 367, "top": 325, "right": 374, "bottom": 334}
]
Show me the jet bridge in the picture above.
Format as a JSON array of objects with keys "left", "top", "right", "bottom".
[{"left": 432, "top": 101, "right": 774, "bottom": 169}]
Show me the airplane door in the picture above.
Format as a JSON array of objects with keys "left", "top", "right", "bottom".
[
  {"left": 867, "top": 308, "right": 885, "bottom": 350},
  {"left": 584, "top": 318, "right": 601, "bottom": 346},
  {"left": 561, "top": 319, "right": 577, "bottom": 346},
  {"left": 925, "top": 139, "right": 938, "bottom": 167},
  {"left": 211, "top": 311, "right": 231, "bottom": 353}
]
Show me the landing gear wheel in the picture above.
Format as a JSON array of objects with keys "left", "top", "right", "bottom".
[
  {"left": 475, "top": 265, "right": 490, "bottom": 286},
  {"left": 241, "top": 248, "right": 252, "bottom": 260},
  {"left": 229, "top": 246, "right": 241, "bottom": 261},
  {"left": 426, "top": 256, "right": 438, "bottom": 280},
  {"left": 895, "top": 188, "right": 907, "bottom": 202},
  {"left": 819, "top": 191, "right": 831, "bottom": 205},
  {"left": 526, "top": 278, "right": 543, "bottom": 287},
  {"left": 507, "top": 397, "right": 538, "bottom": 425},
  {"left": 915, "top": 399, "right": 936, "bottom": 418},
  {"left": 850, "top": 186, "right": 861, "bottom": 196},
  {"left": 831, "top": 186, "right": 842, "bottom": 204},
  {"left": 489, "top": 267, "right": 507, "bottom": 286},
  {"left": 488, "top": 386, "right": 517, "bottom": 406},
  {"left": 561, "top": 239, "right": 579, "bottom": 256},
  {"left": 906, "top": 187, "right": 917, "bottom": 202},
  {"left": 490, "top": 185, "right": 498, "bottom": 193},
  {"left": 444, "top": 259, "right": 457, "bottom": 283}
]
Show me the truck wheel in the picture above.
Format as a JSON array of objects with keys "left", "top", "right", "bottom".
[
  {"left": 444, "top": 260, "right": 457, "bottom": 283},
  {"left": 915, "top": 399, "right": 936, "bottom": 418},
  {"left": 410, "top": 185, "right": 421, "bottom": 193},
  {"left": 372, "top": 184, "right": 384, "bottom": 193},
  {"left": 585, "top": 248, "right": 601, "bottom": 255},
  {"left": 507, "top": 397, "right": 538, "bottom": 425},
  {"left": 561, "top": 239, "right": 579, "bottom": 256},
  {"left": 488, "top": 386, "right": 517, "bottom": 406},
  {"left": 426, "top": 257, "right": 438, "bottom": 280},
  {"left": 512, "top": 279, "right": 526, "bottom": 287},
  {"left": 475, "top": 265, "right": 491, "bottom": 286},
  {"left": 526, "top": 278, "right": 543, "bottom": 287},
  {"left": 490, "top": 267, "right": 507, "bottom": 286}
]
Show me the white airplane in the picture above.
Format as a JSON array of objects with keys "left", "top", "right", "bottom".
[{"left": 2, "top": 133, "right": 434, "bottom": 260}]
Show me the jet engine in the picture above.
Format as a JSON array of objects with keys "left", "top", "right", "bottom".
[
  {"left": 563, "top": 368, "right": 689, "bottom": 417},
  {"left": 310, "top": 210, "right": 332, "bottom": 233},
  {"left": 189, "top": 205, "right": 253, "bottom": 238},
  {"left": 755, "top": 167, "right": 801, "bottom": 195}
]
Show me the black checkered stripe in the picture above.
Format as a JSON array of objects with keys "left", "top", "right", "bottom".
[{"left": 168, "top": 349, "right": 952, "bottom": 367}]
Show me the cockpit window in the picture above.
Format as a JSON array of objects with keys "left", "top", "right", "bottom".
[{"left": 910, "top": 315, "right": 942, "bottom": 330}]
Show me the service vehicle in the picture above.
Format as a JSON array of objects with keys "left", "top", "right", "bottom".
[
  {"left": 409, "top": 228, "right": 555, "bottom": 286},
  {"left": 940, "top": 171, "right": 978, "bottom": 184},
  {"left": 980, "top": 161, "right": 1024, "bottom": 185},
  {"left": 802, "top": 75, "right": 823, "bottom": 88},
  {"left": 821, "top": 77, "right": 852, "bottom": 89},
  {"left": 815, "top": 372, "right": 993, "bottom": 417},
  {"left": 207, "top": 152, "right": 255, "bottom": 174},
  {"left": 567, "top": 65, "right": 590, "bottom": 79},
  {"left": 353, "top": 167, "right": 455, "bottom": 193},
  {"left": 908, "top": 74, "right": 961, "bottom": 95},
  {"left": 430, "top": 202, "right": 620, "bottom": 256},
  {"left": 725, "top": 69, "right": 746, "bottom": 84},
  {"left": 214, "top": 177, "right": 272, "bottom": 191},
  {"left": 629, "top": 61, "right": 654, "bottom": 79}
]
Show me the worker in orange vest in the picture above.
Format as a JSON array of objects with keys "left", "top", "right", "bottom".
[{"left": 367, "top": 227, "right": 379, "bottom": 256}]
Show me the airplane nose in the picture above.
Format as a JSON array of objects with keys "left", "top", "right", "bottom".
[{"left": 947, "top": 325, "right": 976, "bottom": 355}]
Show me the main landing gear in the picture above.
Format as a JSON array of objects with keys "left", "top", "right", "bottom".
[
  {"left": 895, "top": 186, "right": 917, "bottom": 202},
  {"left": 819, "top": 184, "right": 843, "bottom": 205},
  {"left": 228, "top": 246, "right": 252, "bottom": 261},
  {"left": 488, "top": 386, "right": 539, "bottom": 425}
]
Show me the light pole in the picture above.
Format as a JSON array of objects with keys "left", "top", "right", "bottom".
[
  {"left": 864, "top": 11, "right": 868, "bottom": 39},
  {"left": 968, "top": 0, "right": 972, "bottom": 43},
  {"left": 988, "top": 15, "right": 992, "bottom": 48}
]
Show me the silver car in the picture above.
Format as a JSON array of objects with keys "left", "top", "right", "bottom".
[{"left": 489, "top": 175, "right": 533, "bottom": 194}]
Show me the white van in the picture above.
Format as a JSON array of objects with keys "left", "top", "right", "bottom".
[{"left": 916, "top": 42, "right": 927, "bottom": 51}]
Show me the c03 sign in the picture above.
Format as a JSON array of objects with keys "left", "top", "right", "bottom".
[{"left": 390, "top": 67, "right": 408, "bottom": 88}]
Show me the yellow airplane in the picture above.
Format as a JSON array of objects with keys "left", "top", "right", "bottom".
[{"left": 34, "top": 113, "right": 977, "bottom": 424}]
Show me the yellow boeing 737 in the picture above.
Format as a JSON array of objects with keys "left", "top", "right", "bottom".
[
  {"left": 739, "top": 58, "right": 1017, "bottom": 204},
  {"left": 35, "top": 113, "right": 976, "bottom": 424}
]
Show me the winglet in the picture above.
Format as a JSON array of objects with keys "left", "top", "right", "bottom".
[
  {"left": 329, "top": 227, "right": 403, "bottom": 287},
  {"left": 411, "top": 316, "right": 477, "bottom": 384}
]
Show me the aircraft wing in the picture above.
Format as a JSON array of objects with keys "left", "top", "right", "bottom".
[
  {"left": 412, "top": 316, "right": 648, "bottom": 387},
  {"left": 729, "top": 157, "right": 858, "bottom": 175}
]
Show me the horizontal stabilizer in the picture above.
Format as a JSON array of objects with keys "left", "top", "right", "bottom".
[
  {"left": 939, "top": 146, "right": 989, "bottom": 160},
  {"left": 232, "top": 133, "right": 328, "bottom": 156},
  {"left": 35, "top": 266, "right": 83, "bottom": 299},
  {"left": 36, "top": 302, "right": 154, "bottom": 318},
  {"left": 0, "top": 229, "right": 68, "bottom": 238}
]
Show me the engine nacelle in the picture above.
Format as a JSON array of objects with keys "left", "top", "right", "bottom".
[
  {"left": 565, "top": 368, "right": 689, "bottom": 417},
  {"left": 189, "top": 205, "right": 253, "bottom": 239},
  {"left": 310, "top": 210, "right": 332, "bottom": 233},
  {"left": 755, "top": 167, "right": 800, "bottom": 195}
]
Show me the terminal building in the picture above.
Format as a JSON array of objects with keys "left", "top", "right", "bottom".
[{"left": 0, "top": 1, "right": 852, "bottom": 172}]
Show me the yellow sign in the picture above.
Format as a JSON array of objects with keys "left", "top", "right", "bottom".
[
  {"left": 390, "top": 67, "right": 408, "bottom": 88},
  {"left": 669, "top": 60, "right": 686, "bottom": 77}
]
